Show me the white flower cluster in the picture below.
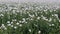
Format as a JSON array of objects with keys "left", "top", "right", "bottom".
[
  {"left": 0, "top": 24, "right": 7, "bottom": 30},
  {"left": 0, "top": 3, "right": 60, "bottom": 32}
]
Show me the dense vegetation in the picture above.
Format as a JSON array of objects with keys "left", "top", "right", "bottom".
[{"left": 0, "top": 2, "right": 60, "bottom": 34}]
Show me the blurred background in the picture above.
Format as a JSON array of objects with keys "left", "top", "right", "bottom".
[{"left": 0, "top": 0, "right": 60, "bottom": 3}]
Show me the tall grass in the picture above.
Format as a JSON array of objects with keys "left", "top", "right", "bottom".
[{"left": 0, "top": 3, "right": 60, "bottom": 34}]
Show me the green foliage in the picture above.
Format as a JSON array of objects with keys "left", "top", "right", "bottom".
[{"left": 0, "top": 3, "right": 60, "bottom": 34}]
